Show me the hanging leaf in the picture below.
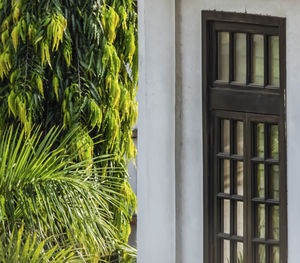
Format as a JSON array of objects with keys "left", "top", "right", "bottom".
[
  {"left": 11, "top": 22, "right": 20, "bottom": 51},
  {"left": 0, "top": 0, "right": 138, "bottom": 261},
  {"left": 52, "top": 74, "right": 59, "bottom": 101}
]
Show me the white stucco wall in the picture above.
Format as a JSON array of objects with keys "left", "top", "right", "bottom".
[
  {"left": 139, "top": 0, "right": 300, "bottom": 262},
  {"left": 137, "top": 0, "right": 176, "bottom": 262}
]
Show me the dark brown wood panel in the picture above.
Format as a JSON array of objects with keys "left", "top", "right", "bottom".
[
  {"left": 209, "top": 88, "right": 281, "bottom": 115},
  {"left": 213, "top": 22, "right": 279, "bottom": 35}
]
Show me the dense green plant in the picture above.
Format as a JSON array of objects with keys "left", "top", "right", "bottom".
[
  {"left": 0, "top": 126, "right": 136, "bottom": 261},
  {"left": 0, "top": 0, "right": 138, "bottom": 161},
  {"left": 0, "top": 0, "right": 138, "bottom": 260},
  {"left": 0, "top": 226, "right": 75, "bottom": 262}
]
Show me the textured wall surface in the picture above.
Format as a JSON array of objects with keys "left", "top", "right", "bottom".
[
  {"left": 137, "top": 0, "right": 176, "bottom": 262},
  {"left": 139, "top": 0, "right": 298, "bottom": 262}
]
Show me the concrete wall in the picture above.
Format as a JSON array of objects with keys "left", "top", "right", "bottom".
[
  {"left": 137, "top": 0, "right": 176, "bottom": 262},
  {"left": 139, "top": 0, "right": 300, "bottom": 262}
]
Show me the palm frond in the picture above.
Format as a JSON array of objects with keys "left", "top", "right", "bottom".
[
  {"left": 0, "top": 126, "right": 135, "bottom": 259},
  {"left": 0, "top": 225, "right": 75, "bottom": 263}
]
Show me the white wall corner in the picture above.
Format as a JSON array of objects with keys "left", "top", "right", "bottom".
[{"left": 137, "top": 0, "right": 176, "bottom": 262}]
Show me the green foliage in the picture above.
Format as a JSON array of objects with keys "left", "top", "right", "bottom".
[
  {"left": 0, "top": 0, "right": 138, "bottom": 261},
  {"left": 0, "top": 0, "right": 138, "bottom": 160},
  {"left": 0, "top": 126, "right": 137, "bottom": 261},
  {"left": 0, "top": 226, "right": 75, "bottom": 262}
]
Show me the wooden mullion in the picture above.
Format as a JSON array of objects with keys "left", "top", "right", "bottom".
[
  {"left": 219, "top": 119, "right": 224, "bottom": 194},
  {"left": 233, "top": 199, "right": 237, "bottom": 235},
  {"left": 264, "top": 163, "right": 269, "bottom": 200},
  {"left": 220, "top": 119, "right": 223, "bottom": 153},
  {"left": 231, "top": 239, "right": 235, "bottom": 263},
  {"left": 245, "top": 115, "right": 252, "bottom": 263},
  {"left": 214, "top": 115, "right": 221, "bottom": 263},
  {"left": 218, "top": 233, "right": 244, "bottom": 242},
  {"left": 230, "top": 118, "right": 235, "bottom": 263},
  {"left": 217, "top": 153, "right": 244, "bottom": 161},
  {"left": 220, "top": 159, "right": 224, "bottom": 194},
  {"left": 233, "top": 121, "right": 237, "bottom": 156},
  {"left": 213, "top": 26, "right": 218, "bottom": 82},
  {"left": 243, "top": 116, "right": 252, "bottom": 262},
  {"left": 264, "top": 35, "right": 269, "bottom": 87},
  {"left": 233, "top": 242, "right": 237, "bottom": 263},
  {"left": 219, "top": 239, "right": 223, "bottom": 263},
  {"left": 266, "top": 244, "right": 270, "bottom": 263},
  {"left": 252, "top": 238, "right": 280, "bottom": 245},
  {"left": 230, "top": 120, "right": 235, "bottom": 196},
  {"left": 217, "top": 193, "right": 244, "bottom": 202},
  {"left": 264, "top": 123, "right": 268, "bottom": 160},
  {"left": 264, "top": 123, "right": 269, "bottom": 201},
  {"left": 229, "top": 32, "right": 234, "bottom": 82},
  {"left": 233, "top": 161, "right": 237, "bottom": 196},
  {"left": 230, "top": 120, "right": 235, "bottom": 197},
  {"left": 246, "top": 33, "right": 252, "bottom": 85},
  {"left": 230, "top": 120, "right": 234, "bottom": 156},
  {"left": 265, "top": 203, "right": 270, "bottom": 239}
]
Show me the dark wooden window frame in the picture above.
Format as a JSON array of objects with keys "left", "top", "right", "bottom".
[{"left": 202, "top": 11, "right": 287, "bottom": 263}]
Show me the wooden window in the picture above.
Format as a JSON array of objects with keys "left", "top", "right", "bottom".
[{"left": 202, "top": 11, "right": 286, "bottom": 263}]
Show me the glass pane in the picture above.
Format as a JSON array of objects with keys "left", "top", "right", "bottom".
[
  {"left": 271, "top": 246, "right": 280, "bottom": 263},
  {"left": 218, "top": 32, "right": 230, "bottom": 81},
  {"left": 224, "top": 199, "right": 231, "bottom": 234},
  {"left": 270, "top": 165, "right": 279, "bottom": 200},
  {"left": 237, "top": 242, "right": 244, "bottom": 263},
  {"left": 224, "top": 240, "right": 230, "bottom": 263},
  {"left": 235, "top": 121, "right": 244, "bottom": 155},
  {"left": 257, "top": 204, "right": 265, "bottom": 238},
  {"left": 256, "top": 123, "right": 264, "bottom": 158},
  {"left": 269, "top": 36, "right": 280, "bottom": 86},
  {"left": 236, "top": 201, "right": 243, "bottom": 237},
  {"left": 223, "top": 160, "right": 230, "bottom": 194},
  {"left": 222, "top": 119, "right": 230, "bottom": 153},
  {"left": 236, "top": 162, "right": 244, "bottom": 196},
  {"left": 252, "top": 34, "right": 264, "bottom": 85},
  {"left": 234, "top": 33, "right": 247, "bottom": 83},
  {"left": 256, "top": 164, "right": 265, "bottom": 198},
  {"left": 257, "top": 244, "right": 266, "bottom": 263},
  {"left": 271, "top": 206, "right": 280, "bottom": 240},
  {"left": 271, "top": 125, "right": 279, "bottom": 159}
]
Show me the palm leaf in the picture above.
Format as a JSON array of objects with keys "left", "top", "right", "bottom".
[
  {"left": 0, "top": 126, "right": 135, "bottom": 259},
  {"left": 0, "top": 225, "right": 75, "bottom": 263}
]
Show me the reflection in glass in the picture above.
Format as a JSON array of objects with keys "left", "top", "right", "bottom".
[
  {"left": 257, "top": 204, "right": 265, "bottom": 238},
  {"left": 222, "top": 120, "right": 230, "bottom": 153},
  {"left": 224, "top": 240, "right": 230, "bottom": 263},
  {"left": 252, "top": 34, "right": 264, "bottom": 85},
  {"left": 237, "top": 242, "right": 243, "bottom": 263},
  {"left": 271, "top": 206, "right": 280, "bottom": 240},
  {"left": 256, "top": 123, "right": 264, "bottom": 158},
  {"left": 237, "top": 201, "right": 243, "bottom": 237},
  {"left": 234, "top": 33, "right": 247, "bottom": 83},
  {"left": 271, "top": 125, "right": 279, "bottom": 159},
  {"left": 257, "top": 164, "right": 265, "bottom": 198},
  {"left": 224, "top": 160, "right": 230, "bottom": 194},
  {"left": 257, "top": 245, "right": 266, "bottom": 263},
  {"left": 270, "top": 165, "right": 279, "bottom": 200},
  {"left": 224, "top": 200, "right": 230, "bottom": 234},
  {"left": 271, "top": 246, "right": 280, "bottom": 263},
  {"left": 218, "top": 32, "right": 230, "bottom": 81},
  {"left": 236, "top": 162, "right": 244, "bottom": 196},
  {"left": 269, "top": 36, "right": 280, "bottom": 86},
  {"left": 236, "top": 121, "right": 244, "bottom": 155}
]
